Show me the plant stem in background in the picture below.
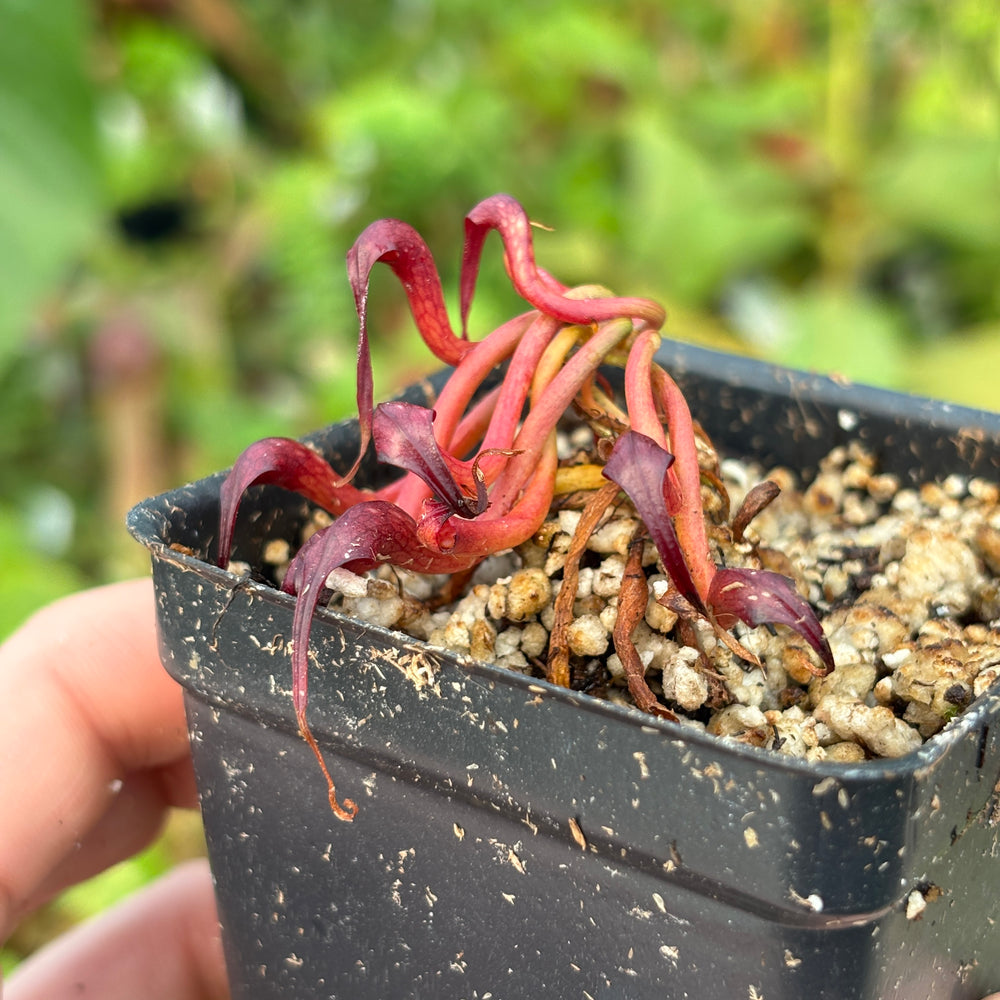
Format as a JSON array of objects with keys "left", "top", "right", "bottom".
[{"left": 823, "top": 0, "right": 872, "bottom": 290}]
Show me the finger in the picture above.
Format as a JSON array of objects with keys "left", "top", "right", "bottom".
[
  {"left": 0, "top": 580, "right": 191, "bottom": 936},
  {"left": 3, "top": 858, "right": 229, "bottom": 1000},
  {"left": 28, "top": 758, "right": 197, "bottom": 912}
]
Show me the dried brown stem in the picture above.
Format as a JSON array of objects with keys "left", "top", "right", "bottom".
[
  {"left": 297, "top": 711, "right": 358, "bottom": 822},
  {"left": 613, "top": 537, "right": 678, "bottom": 721},
  {"left": 700, "top": 466, "right": 731, "bottom": 524},
  {"left": 731, "top": 480, "right": 782, "bottom": 542},
  {"left": 546, "top": 482, "right": 620, "bottom": 687}
]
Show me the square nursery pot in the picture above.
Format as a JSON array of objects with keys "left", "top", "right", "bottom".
[{"left": 129, "top": 341, "right": 1000, "bottom": 1000}]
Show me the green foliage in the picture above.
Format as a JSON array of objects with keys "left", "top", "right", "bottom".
[
  {"left": 772, "top": 288, "right": 908, "bottom": 387},
  {"left": 620, "top": 106, "right": 810, "bottom": 303},
  {"left": 0, "top": 505, "right": 86, "bottom": 641},
  {"left": 0, "top": 0, "right": 102, "bottom": 370},
  {"left": 906, "top": 323, "right": 1000, "bottom": 410}
]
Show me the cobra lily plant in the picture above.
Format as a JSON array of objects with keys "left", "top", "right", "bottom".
[{"left": 218, "top": 194, "right": 834, "bottom": 820}]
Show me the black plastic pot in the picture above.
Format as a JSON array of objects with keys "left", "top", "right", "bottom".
[{"left": 129, "top": 341, "right": 1000, "bottom": 1000}]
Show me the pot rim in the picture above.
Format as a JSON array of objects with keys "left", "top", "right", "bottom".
[
  {"left": 128, "top": 338, "right": 1000, "bottom": 782},
  {"left": 132, "top": 525, "right": 1000, "bottom": 783}
]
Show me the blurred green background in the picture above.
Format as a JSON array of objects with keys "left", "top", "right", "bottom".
[{"left": 1, "top": 0, "right": 997, "bottom": 976}]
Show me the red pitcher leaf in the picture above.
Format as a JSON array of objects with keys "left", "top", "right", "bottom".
[
  {"left": 347, "top": 217, "right": 470, "bottom": 366},
  {"left": 390, "top": 311, "right": 542, "bottom": 517},
  {"left": 218, "top": 437, "right": 373, "bottom": 567},
  {"left": 477, "top": 313, "right": 561, "bottom": 456},
  {"left": 282, "top": 510, "right": 392, "bottom": 717},
  {"left": 602, "top": 431, "right": 708, "bottom": 617},
  {"left": 283, "top": 503, "right": 479, "bottom": 601},
  {"left": 461, "top": 193, "right": 666, "bottom": 331},
  {"left": 426, "top": 311, "right": 535, "bottom": 450},
  {"left": 489, "top": 318, "right": 634, "bottom": 514},
  {"left": 277, "top": 515, "right": 392, "bottom": 824},
  {"left": 344, "top": 217, "right": 474, "bottom": 488},
  {"left": 623, "top": 328, "right": 666, "bottom": 446},
  {"left": 460, "top": 193, "right": 565, "bottom": 334},
  {"left": 282, "top": 502, "right": 480, "bottom": 706},
  {"left": 281, "top": 500, "right": 442, "bottom": 822},
  {"left": 279, "top": 499, "right": 483, "bottom": 819},
  {"left": 372, "top": 401, "right": 482, "bottom": 517},
  {"left": 650, "top": 365, "right": 701, "bottom": 512},
  {"left": 444, "top": 312, "right": 562, "bottom": 499},
  {"left": 708, "top": 567, "right": 834, "bottom": 675},
  {"left": 649, "top": 363, "right": 715, "bottom": 601},
  {"left": 211, "top": 194, "right": 842, "bottom": 823},
  {"left": 389, "top": 380, "right": 505, "bottom": 519},
  {"left": 416, "top": 438, "right": 558, "bottom": 559}
]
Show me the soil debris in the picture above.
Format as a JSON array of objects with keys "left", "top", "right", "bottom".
[{"left": 301, "top": 438, "right": 1000, "bottom": 762}]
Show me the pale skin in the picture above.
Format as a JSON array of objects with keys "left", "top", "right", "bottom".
[
  {"left": 0, "top": 580, "right": 997, "bottom": 1000},
  {"left": 0, "top": 580, "right": 229, "bottom": 1000}
]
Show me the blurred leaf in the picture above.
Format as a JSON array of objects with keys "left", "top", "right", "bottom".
[
  {"left": 319, "top": 77, "right": 513, "bottom": 219},
  {"left": 773, "top": 288, "right": 908, "bottom": 389},
  {"left": 103, "top": 20, "right": 236, "bottom": 208},
  {"left": 623, "top": 106, "right": 808, "bottom": 302},
  {"left": 1, "top": 946, "right": 18, "bottom": 978},
  {"left": 255, "top": 158, "right": 353, "bottom": 345},
  {"left": 498, "top": 5, "right": 651, "bottom": 115},
  {"left": 0, "top": 505, "right": 87, "bottom": 641},
  {"left": 0, "top": 0, "right": 103, "bottom": 368},
  {"left": 905, "top": 323, "right": 1000, "bottom": 410},
  {"left": 868, "top": 135, "right": 1000, "bottom": 250}
]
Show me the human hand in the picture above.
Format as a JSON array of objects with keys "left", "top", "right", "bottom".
[{"left": 0, "top": 580, "right": 229, "bottom": 999}]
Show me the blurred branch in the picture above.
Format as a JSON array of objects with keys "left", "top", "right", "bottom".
[
  {"left": 88, "top": 309, "right": 168, "bottom": 578},
  {"left": 822, "top": 0, "right": 872, "bottom": 290}
]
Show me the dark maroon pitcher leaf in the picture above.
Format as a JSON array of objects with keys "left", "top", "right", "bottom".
[
  {"left": 280, "top": 500, "right": 480, "bottom": 718},
  {"left": 344, "top": 218, "right": 472, "bottom": 491},
  {"left": 372, "top": 401, "right": 483, "bottom": 517},
  {"left": 708, "top": 567, "right": 834, "bottom": 675},
  {"left": 603, "top": 431, "right": 708, "bottom": 616},
  {"left": 278, "top": 499, "right": 453, "bottom": 822},
  {"left": 279, "top": 508, "right": 404, "bottom": 825},
  {"left": 217, "top": 437, "right": 371, "bottom": 567}
]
